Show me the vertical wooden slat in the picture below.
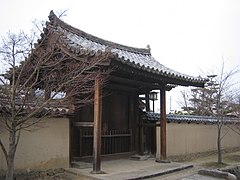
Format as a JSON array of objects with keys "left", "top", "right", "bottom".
[
  {"left": 113, "top": 130, "right": 116, "bottom": 153},
  {"left": 79, "top": 129, "right": 82, "bottom": 157},
  {"left": 92, "top": 78, "right": 103, "bottom": 173},
  {"left": 130, "top": 129, "right": 132, "bottom": 152},
  {"left": 152, "top": 127, "right": 156, "bottom": 154},
  {"left": 160, "top": 87, "right": 167, "bottom": 160},
  {"left": 139, "top": 122, "right": 144, "bottom": 155},
  {"left": 110, "top": 130, "right": 112, "bottom": 154}
]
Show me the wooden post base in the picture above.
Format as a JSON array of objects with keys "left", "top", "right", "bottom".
[{"left": 90, "top": 170, "right": 106, "bottom": 174}]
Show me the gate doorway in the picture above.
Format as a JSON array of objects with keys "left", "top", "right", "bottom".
[{"left": 70, "top": 91, "right": 138, "bottom": 163}]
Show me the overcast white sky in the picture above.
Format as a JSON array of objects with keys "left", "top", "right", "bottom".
[{"left": 0, "top": 0, "right": 240, "bottom": 112}]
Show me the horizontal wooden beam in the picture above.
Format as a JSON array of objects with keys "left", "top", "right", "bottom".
[
  {"left": 73, "top": 122, "right": 93, "bottom": 127},
  {"left": 109, "top": 76, "right": 161, "bottom": 89},
  {"left": 107, "top": 84, "right": 138, "bottom": 92},
  {"left": 109, "top": 76, "right": 175, "bottom": 91}
]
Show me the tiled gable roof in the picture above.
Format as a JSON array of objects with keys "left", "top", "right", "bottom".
[
  {"left": 145, "top": 112, "right": 240, "bottom": 124},
  {"left": 46, "top": 11, "right": 206, "bottom": 87}
]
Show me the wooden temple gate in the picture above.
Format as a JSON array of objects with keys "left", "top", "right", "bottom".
[
  {"left": 39, "top": 11, "right": 206, "bottom": 173},
  {"left": 70, "top": 81, "right": 139, "bottom": 169},
  {"left": 70, "top": 84, "right": 167, "bottom": 166}
]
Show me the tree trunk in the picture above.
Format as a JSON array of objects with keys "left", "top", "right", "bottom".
[
  {"left": 217, "top": 126, "right": 222, "bottom": 164},
  {"left": 5, "top": 131, "right": 17, "bottom": 180}
]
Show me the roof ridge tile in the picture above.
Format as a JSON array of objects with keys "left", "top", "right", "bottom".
[{"left": 48, "top": 10, "right": 151, "bottom": 55}]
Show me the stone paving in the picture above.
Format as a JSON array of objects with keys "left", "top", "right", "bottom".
[
  {"left": 66, "top": 158, "right": 194, "bottom": 180},
  {"left": 65, "top": 151, "right": 240, "bottom": 180}
]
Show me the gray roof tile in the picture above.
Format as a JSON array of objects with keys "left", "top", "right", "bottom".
[
  {"left": 47, "top": 11, "right": 207, "bottom": 87},
  {"left": 144, "top": 112, "right": 240, "bottom": 124}
]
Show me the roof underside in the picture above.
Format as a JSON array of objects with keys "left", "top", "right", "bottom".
[{"left": 44, "top": 11, "right": 206, "bottom": 88}]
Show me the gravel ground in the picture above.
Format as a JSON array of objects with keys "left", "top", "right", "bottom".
[
  {"left": 0, "top": 168, "right": 77, "bottom": 180},
  {"left": 1, "top": 150, "right": 240, "bottom": 180}
]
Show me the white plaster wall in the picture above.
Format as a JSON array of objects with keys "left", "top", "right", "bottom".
[
  {"left": 0, "top": 118, "right": 69, "bottom": 170},
  {"left": 156, "top": 123, "right": 240, "bottom": 159}
]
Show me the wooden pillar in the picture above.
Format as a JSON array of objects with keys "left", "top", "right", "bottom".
[
  {"left": 92, "top": 78, "right": 103, "bottom": 173},
  {"left": 139, "top": 119, "right": 144, "bottom": 155},
  {"left": 129, "top": 94, "right": 134, "bottom": 152},
  {"left": 134, "top": 94, "right": 140, "bottom": 153},
  {"left": 160, "top": 87, "right": 167, "bottom": 160},
  {"left": 145, "top": 93, "right": 150, "bottom": 112}
]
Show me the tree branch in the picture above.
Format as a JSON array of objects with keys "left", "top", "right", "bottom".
[{"left": 0, "top": 137, "right": 8, "bottom": 164}]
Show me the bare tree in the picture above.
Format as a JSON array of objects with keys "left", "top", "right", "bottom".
[
  {"left": 214, "top": 63, "right": 240, "bottom": 163},
  {"left": 179, "top": 63, "right": 240, "bottom": 163},
  {"left": 178, "top": 89, "right": 191, "bottom": 114},
  {"left": 0, "top": 27, "right": 110, "bottom": 179}
]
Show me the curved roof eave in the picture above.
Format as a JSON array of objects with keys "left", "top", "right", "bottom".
[{"left": 43, "top": 10, "right": 207, "bottom": 87}]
